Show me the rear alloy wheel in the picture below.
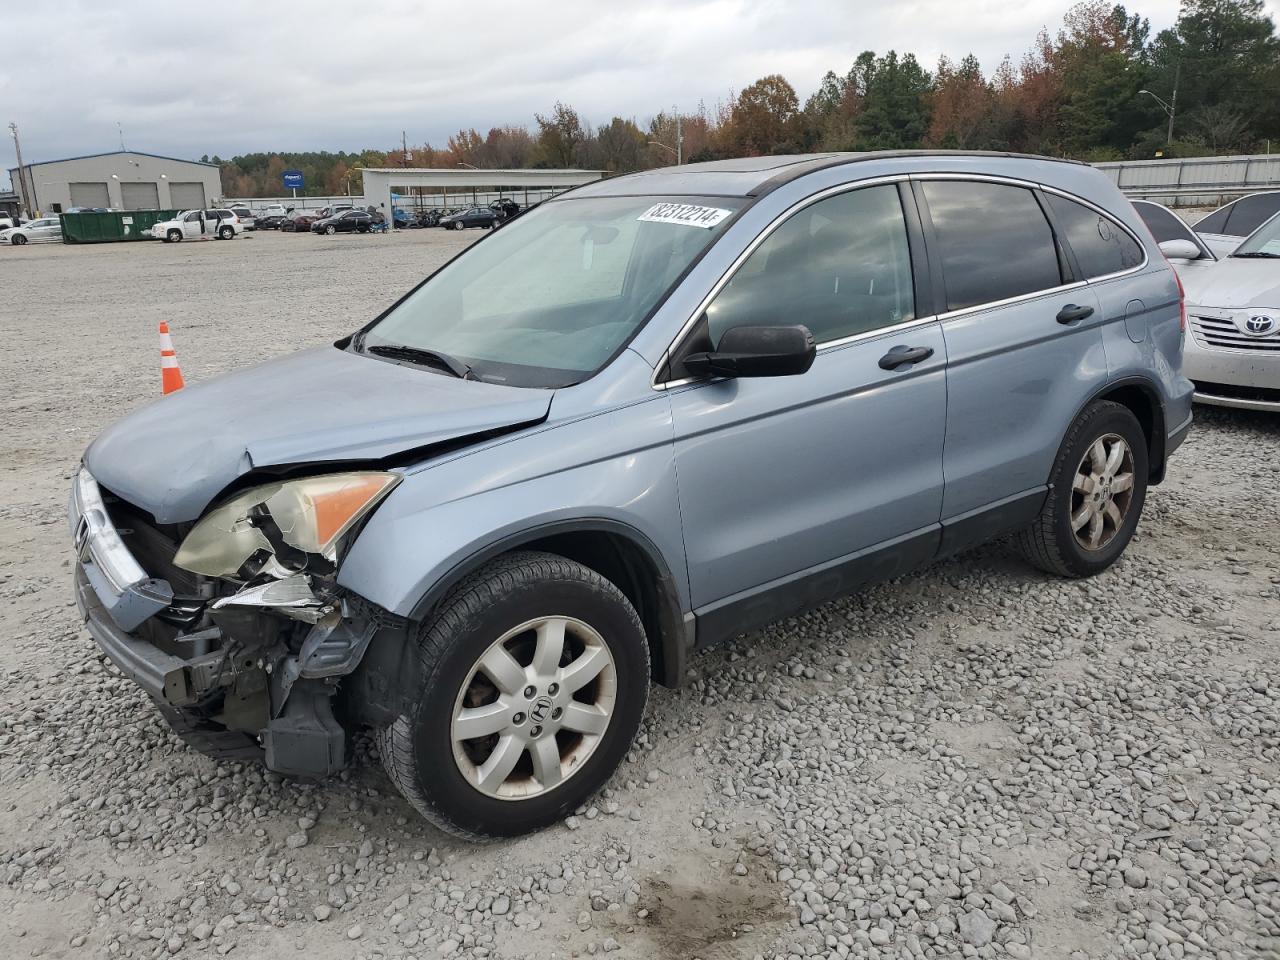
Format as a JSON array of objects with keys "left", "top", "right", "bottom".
[
  {"left": 1018, "top": 400, "right": 1148, "bottom": 578},
  {"left": 378, "top": 551, "right": 649, "bottom": 839}
]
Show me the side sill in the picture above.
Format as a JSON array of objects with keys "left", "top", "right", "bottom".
[{"left": 691, "top": 526, "right": 941, "bottom": 652}]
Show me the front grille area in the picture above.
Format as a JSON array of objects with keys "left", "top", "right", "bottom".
[
  {"left": 99, "top": 491, "right": 202, "bottom": 646},
  {"left": 1191, "top": 314, "right": 1280, "bottom": 352},
  {"left": 1193, "top": 380, "right": 1280, "bottom": 404}
]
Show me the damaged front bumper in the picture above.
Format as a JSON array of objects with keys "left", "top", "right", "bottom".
[{"left": 70, "top": 468, "right": 405, "bottom": 778}]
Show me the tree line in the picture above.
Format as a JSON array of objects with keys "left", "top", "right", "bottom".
[{"left": 212, "top": 0, "right": 1280, "bottom": 198}]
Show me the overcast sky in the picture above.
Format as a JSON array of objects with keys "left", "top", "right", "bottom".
[{"left": 1, "top": 0, "right": 1222, "bottom": 175}]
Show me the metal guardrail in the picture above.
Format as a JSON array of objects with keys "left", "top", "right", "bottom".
[{"left": 1095, "top": 154, "right": 1280, "bottom": 205}]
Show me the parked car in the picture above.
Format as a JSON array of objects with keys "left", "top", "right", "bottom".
[
  {"left": 151, "top": 209, "right": 242, "bottom": 242},
  {"left": 281, "top": 211, "right": 320, "bottom": 232},
  {"left": 1143, "top": 199, "right": 1280, "bottom": 411},
  {"left": 312, "top": 209, "right": 375, "bottom": 235},
  {"left": 313, "top": 204, "right": 354, "bottom": 221},
  {"left": 490, "top": 198, "right": 521, "bottom": 221},
  {"left": 439, "top": 205, "right": 499, "bottom": 230},
  {"left": 256, "top": 209, "right": 294, "bottom": 230},
  {"left": 1191, "top": 191, "right": 1280, "bottom": 257},
  {"left": 71, "top": 152, "right": 1192, "bottom": 839},
  {"left": 1, "top": 216, "right": 61, "bottom": 244},
  {"left": 229, "top": 206, "right": 256, "bottom": 230}
]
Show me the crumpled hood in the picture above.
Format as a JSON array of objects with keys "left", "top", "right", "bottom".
[
  {"left": 1183, "top": 256, "right": 1280, "bottom": 310},
  {"left": 85, "top": 346, "right": 552, "bottom": 523}
]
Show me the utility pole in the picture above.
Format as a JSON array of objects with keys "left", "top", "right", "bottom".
[
  {"left": 8, "top": 122, "right": 36, "bottom": 217},
  {"left": 676, "top": 109, "right": 682, "bottom": 165},
  {"left": 1167, "top": 61, "right": 1180, "bottom": 145},
  {"left": 118, "top": 121, "right": 126, "bottom": 151},
  {"left": 401, "top": 130, "right": 409, "bottom": 167}
]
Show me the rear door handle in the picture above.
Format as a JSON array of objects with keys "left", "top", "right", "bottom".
[
  {"left": 878, "top": 345, "right": 934, "bottom": 370},
  {"left": 1056, "top": 303, "right": 1095, "bottom": 324}
]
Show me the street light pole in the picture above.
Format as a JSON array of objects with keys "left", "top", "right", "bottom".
[
  {"left": 8, "top": 121, "right": 37, "bottom": 216},
  {"left": 1138, "top": 88, "right": 1177, "bottom": 145}
]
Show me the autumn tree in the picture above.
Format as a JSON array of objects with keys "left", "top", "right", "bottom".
[
  {"left": 721, "top": 74, "right": 801, "bottom": 155},
  {"left": 927, "top": 55, "right": 995, "bottom": 148},
  {"left": 534, "top": 102, "right": 586, "bottom": 167}
]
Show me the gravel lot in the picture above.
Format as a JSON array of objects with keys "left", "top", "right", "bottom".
[{"left": 1, "top": 229, "right": 1278, "bottom": 960}]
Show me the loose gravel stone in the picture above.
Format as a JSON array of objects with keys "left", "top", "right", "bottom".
[{"left": 2, "top": 233, "right": 1276, "bottom": 960}]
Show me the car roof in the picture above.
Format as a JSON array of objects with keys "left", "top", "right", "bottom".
[{"left": 564, "top": 150, "right": 1088, "bottom": 200}]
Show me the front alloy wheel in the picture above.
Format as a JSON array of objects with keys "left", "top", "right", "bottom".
[
  {"left": 378, "top": 551, "right": 649, "bottom": 839},
  {"left": 451, "top": 616, "right": 616, "bottom": 799}
]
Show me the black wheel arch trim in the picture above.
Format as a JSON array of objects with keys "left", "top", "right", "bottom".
[
  {"left": 406, "top": 518, "right": 692, "bottom": 688},
  {"left": 1059, "top": 376, "right": 1171, "bottom": 485}
]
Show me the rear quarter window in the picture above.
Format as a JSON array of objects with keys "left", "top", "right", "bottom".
[{"left": 1045, "top": 193, "right": 1143, "bottom": 279}]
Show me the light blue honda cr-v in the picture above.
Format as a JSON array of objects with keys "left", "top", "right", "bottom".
[{"left": 71, "top": 151, "right": 1194, "bottom": 838}]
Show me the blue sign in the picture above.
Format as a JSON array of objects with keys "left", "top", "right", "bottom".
[{"left": 282, "top": 170, "right": 304, "bottom": 190}]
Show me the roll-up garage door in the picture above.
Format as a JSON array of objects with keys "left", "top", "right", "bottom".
[
  {"left": 169, "top": 182, "right": 206, "bottom": 209},
  {"left": 120, "top": 182, "right": 160, "bottom": 210},
  {"left": 69, "top": 182, "right": 110, "bottom": 208}
]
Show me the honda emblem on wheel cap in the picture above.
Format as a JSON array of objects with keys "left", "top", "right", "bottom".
[
  {"left": 1242, "top": 314, "right": 1277, "bottom": 336},
  {"left": 530, "top": 696, "right": 553, "bottom": 724}
]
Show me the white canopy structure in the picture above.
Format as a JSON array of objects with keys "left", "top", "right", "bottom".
[{"left": 360, "top": 168, "right": 604, "bottom": 215}]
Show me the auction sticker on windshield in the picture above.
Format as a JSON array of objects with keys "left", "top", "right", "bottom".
[{"left": 638, "top": 202, "right": 733, "bottom": 229}]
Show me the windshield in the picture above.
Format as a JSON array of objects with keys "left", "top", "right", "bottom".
[
  {"left": 356, "top": 195, "right": 744, "bottom": 387},
  {"left": 1233, "top": 213, "right": 1280, "bottom": 257},
  {"left": 1231, "top": 212, "right": 1280, "bottom": 257}
]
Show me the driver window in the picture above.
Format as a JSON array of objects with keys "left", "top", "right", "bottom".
[
  {"left": 184, "top": 212, "right": 202, "bottom": 223},
  {"left": 706, "top": 185, "right": 915, "bottom": 346}
]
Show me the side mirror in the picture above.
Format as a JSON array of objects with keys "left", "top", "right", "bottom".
[
  {"left": 684, "top": 324, "right": 816, "bottom": 379},
  {"left": 1159, "top": 238, "right": 1202, "bottom": 261}
]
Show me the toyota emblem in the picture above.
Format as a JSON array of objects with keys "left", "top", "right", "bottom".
[{"left": 1243, "top": 314, "right": 1277, "bottom": 336}]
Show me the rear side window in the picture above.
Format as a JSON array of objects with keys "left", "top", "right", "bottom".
[
  {"left": 706, "top": 184, "right": 915, "bottom": 345},
  {"left": 921, "top": 180, "right": 1063, "bottom": 312},
  {"left": 1045, "top": 193, "right": 1143, "bottom": 278},
  {"left": 1223, "top": 193, "right": 1280, "bottom": 237}
]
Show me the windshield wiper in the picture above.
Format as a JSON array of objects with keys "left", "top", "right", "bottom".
[
  {"left": 366, "top": 343, "right": 475, "bottom": 380},
  {"left": 1232, "top": 251, "right": 1280, "bottom": 258}
]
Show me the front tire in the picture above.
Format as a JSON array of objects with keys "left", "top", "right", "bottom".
[
  {"left": 13, "top": 234, "right": 28, "bottom": 245},
  {"left": 325, "top": 224, "right": 336, "bottom": 235},
  {"left": 378, "top": 551, "right": 649, "bottom": 840},
  {"left": 1018, "top": 400, "right": 1148, "bottom": 578}
]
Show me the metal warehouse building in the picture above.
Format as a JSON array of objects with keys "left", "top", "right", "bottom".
[{"left": 8, "top": 150, "right": 222, "bottom": 217}]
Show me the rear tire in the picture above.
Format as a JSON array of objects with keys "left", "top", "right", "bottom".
[
  {"left": 1018, "top": 400, "right": 1148, "bottom": 578},
  {"left": 218, "top": 225, "right": 233, "bottom": 240},
  {"left": 377, "top": 551, "right": 649, "bottom": 840}
]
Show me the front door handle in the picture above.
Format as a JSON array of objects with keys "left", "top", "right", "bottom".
[
  {"left": 1056, "top": 303, "right": 1095, "bottom": 324},
  {"left": 878, "top": 344, "right": 934, "bottom": 370}
]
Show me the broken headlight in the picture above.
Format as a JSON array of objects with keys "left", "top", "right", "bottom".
[{"left": 173, "top": 472, "right": 400, "bottom": 580}]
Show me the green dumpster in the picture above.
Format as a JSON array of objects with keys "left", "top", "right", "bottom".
[{"left": 60, "top": 210, "right": 181, "bottom": 244}]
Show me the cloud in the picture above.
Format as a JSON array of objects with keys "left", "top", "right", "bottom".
[{"left": 4, "top": 0, "right": 1198, "bottom": 169}]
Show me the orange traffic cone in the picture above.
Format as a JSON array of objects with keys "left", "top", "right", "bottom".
[{"left": 159, "top": 321, "right": 185, "bottom": 394}]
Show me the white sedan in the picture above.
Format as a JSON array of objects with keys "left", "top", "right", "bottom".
[
  {"left": 0, "top": 216, "right": 63, "bottom": 245},
  {"left": 1136, "top": 200, "right": 1280, "bottom": 412}
]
